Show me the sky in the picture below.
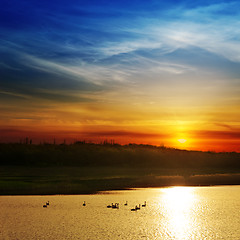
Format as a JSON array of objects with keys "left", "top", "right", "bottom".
[{"left": 0, "top": 0, "right": 240, "bottom": 151}]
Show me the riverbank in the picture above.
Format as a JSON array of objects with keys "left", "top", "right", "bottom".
[{"left": 0, "top": 143, "right": 239, "bottom": 195}]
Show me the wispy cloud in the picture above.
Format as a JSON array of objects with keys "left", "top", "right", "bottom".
[{"left": 2, "top": 0, "right": 240, "bottom": 88}]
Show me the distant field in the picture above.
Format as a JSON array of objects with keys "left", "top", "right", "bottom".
[{"left": 0, "top": 143, "right": 239, "bottom": 194}]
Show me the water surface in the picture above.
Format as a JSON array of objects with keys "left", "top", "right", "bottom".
[{"left": 1, "top": 186, "right": 240, "bottom": 239}]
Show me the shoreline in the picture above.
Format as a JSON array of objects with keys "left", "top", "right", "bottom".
[{"left": 1, "top": 184, "right": 240, "bottom": 196}]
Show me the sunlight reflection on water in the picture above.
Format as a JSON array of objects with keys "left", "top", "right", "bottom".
[{"left": 161, "top": 187, "right": 196, "bottom": 239}]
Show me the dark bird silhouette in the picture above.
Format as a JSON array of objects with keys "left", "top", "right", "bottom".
[
  {"left": 124, "top": 201, "right": 128, "bottom": 206},
  {"left": 46, "top": 201, "right": 49, "bottom": 206},
  {"left": 135, "top": 204, "right": 141, "bottom": 210},
  {"left": 83, "top": 201, "right": 86, "bottom": 206},
  {"left": 112, "top": 203, "right": 119, "bottom": 209},
  {"left": 107, "top": 203, "right": 112, "bottom": 208},
  {"left": 131, "top": 204, "right": 140, "bottom": 211},
  {"left": 142, "top": 201, "right": 146, "bottom": 207},
  {"left": 43, "top": 204, "right": 47, "bottom": 208}
]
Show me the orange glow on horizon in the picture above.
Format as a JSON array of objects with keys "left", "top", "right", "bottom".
[
  {"left": 0, "top": 123, "right": 239, "bottom": 152},
  {"left": 0, "top": 99, "right": 239, "bottom": 152}
]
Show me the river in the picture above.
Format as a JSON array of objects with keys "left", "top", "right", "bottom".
[{"left": 1, "top": 186, "right": 240, "bottom": 239}]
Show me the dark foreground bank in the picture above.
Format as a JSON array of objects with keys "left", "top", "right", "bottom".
[{"left": 0, "top": 143, "right": 239, "bottom": 194}]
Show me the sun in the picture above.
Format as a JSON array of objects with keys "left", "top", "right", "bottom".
[{"left": 178, "top": 139, "right": 187, "bottom": 144}]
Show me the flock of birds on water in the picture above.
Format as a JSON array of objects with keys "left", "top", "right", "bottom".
[
  {"left": 43, "top": 200, "right": 147, "bottom": 211},
  {"left": 106, "top": 201, "right": 147, "bottom": 211}
]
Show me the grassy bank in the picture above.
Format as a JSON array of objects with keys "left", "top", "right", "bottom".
[{"left": 0, "top": 143, "right": 239, "bottom": 194}]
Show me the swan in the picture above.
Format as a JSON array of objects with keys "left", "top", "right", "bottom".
[
  {"left": 142, "top": 201, "right": 146, "bottom": 207},
  {"left": 112, "top": 203, "right": 119, "bottom": 209},
  {"left": 83, "top": 201, "right": 86, "bottom": 206},
  {"left": 135, "top": 204, "right": 140, "bottom": 210},
  {"left": 131, "top": 204, "right": 140, "bottom": 211},
  {"left": 107, "top": 203, "right": 112, "bottom": 208}
]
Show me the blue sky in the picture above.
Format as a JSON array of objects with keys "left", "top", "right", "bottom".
[{"left": 0, "top": 0, "right": 240, "bottom": 150}]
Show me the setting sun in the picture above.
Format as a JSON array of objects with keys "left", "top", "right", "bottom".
[{"left": 178, "top": 139, "right": 187, "bottom": 144}]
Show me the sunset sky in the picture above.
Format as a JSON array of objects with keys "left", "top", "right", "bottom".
[{"left": 0, "top": 0, "right": 240, "bottom": 151}]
